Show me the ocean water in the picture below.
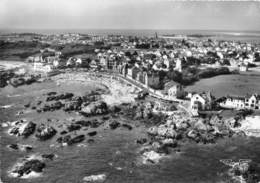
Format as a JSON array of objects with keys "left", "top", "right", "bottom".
[
  {"left": 1, "top": 77, "right": 260, "bottom": 183},
  {"left": 1, "top": 29, "right": 260, "bottom": 42},
  {"left": 186, "top": 72, "right": 260, "bottom": 98}
]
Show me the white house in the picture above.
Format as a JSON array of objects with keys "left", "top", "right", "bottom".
[
  {"left": 219, "top": 95, "right": 245, "bottom": 109},
  {"left": 220, "top": 94, "right": 260, "bottom": 110},
  {"left": 174, "top": 58, "right": 182, "bottom": 72},
  {"left": 190, "top": 91, "right": 214, "bottom": 116},
  {"left": 245, "top": 94, "right": 260, "bottom": 110},
  {"left": 239, "top": 63, "right": 248, "bottom": 72}
]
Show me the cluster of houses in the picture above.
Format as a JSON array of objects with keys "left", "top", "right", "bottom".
[{"left": 220, "top": 94, "right": 260, "bottom": 110}]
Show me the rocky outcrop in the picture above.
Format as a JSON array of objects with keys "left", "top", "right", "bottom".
[
  {"left": 35, "top": 124, "right": 57, "bottom": 140},
  {"left": 75, "top": 119, "right": 102, "bottom": 128},
  {"left": 8, "top": 144, "right": 33, "bottom": 151},
  {"left": 9, "top": 121, "right": 36, "bottom": 138},
  {"left": 56, "top": 134, "right": 85, "bottom": 145},
  {"left": 109, "top": 120, "right": 121, "bottom": 130},
  {"left": 81, "top": 101, "right": 108, "bottom": 116},
  {"left": 0, "top": 70, "right": 15, "bottom": 88},
  {"left": 46, "top": 92, "right": 74, "bottom": 101},
  {"left": 67, "top": 123, "right": 81, "bottom": 132},
  {"left": 88, "top": 131, "right": 97, "bottom": 136},
  {"left": 122, "top": 123, "right": 133, "bottom": 130},
  {"left": 9, "top": 75, "right": 38, "bottom": 87},
  {"left": 10, "top": 159, "right": 45, "bottom": 178}
]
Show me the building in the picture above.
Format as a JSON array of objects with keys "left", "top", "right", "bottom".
[
  {"left": 239, "top": 63, "right": 248, "bottom": 72},
  {"left": 219, "top": 95, "right": 245, "bottom": 109},
  {"left": 164, "top": 81, "right": 184, "bottom": 99},
  {"left": 174, "top": 58, "right": 182, "bottom": 72},
  {"left": 190, "top": 91, "right": 214, "bottom": 115},
  {"left": 220, "top": 94, "right": 260, "bottom": 110}
]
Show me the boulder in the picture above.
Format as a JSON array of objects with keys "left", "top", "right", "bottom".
[
  {"left": 63, "top": 101, "right": 81, "bottom": 111},
  {"left": 81, "top": 101, "right": 108, "bottom": 116},
  {"left": 9, "top": 77, "right": 25, "bottom": 87},
  {"left": 83, "top": 174, "right": 106, "bottom": 182},
  {"left": 75, "top": 119, "right": 102, "bottom": 128},
  {"left": 67, "top": 123, "right": 81, "bottom": 132},
  {"left": 161, "top": 138, "right": 178, "bottom": 148},
  {"left": 194, "top": 120, "right": 208, "bottom": 131},
  {"left": 147, "top": 126, "right": 158, "bottom": 136},
  {"left": 9, "top": 121, "right": 36, "bottom": 137},
  {"left": 41, "top": 154, "right": 55, "bottom": 160},
  {"left": 12, "top": 159, "right": 46, "bottom": 177},
  {"left": 88, "top": 131, "right": 97, "bottom": 136},
  {"left": 187, "top": 130, "right": 200, "bottom": 142},
  {"left": 68, "top": 135, "right": 85, "bottom": 145},
  {"left": 122, "top": 123, "right": 133, "bottom": 130},
  {"left": 177, "top": 121, "right": 190, "bottom": 130},
  {"left": 109, "top": 120, "right": 121, "bottom": 130},
  {"left": 136, "top": 138, "right": 147, "bottom": 145},
  {"left": 157, "top": 125, "right": 177, "bottom": 138},
  {"left": 57, "top": 134, "right": 85, "bottom": 145},
  {"left": 35, "top": 125, "right": 57, "bottom": 140}
]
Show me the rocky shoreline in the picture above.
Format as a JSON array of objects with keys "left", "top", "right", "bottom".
[{"left": 1, "top": 69, "right": 260, "bottom": 182}]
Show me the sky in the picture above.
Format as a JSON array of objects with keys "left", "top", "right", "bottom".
[{"left": 0, "top": 0, "right": 260, "bottom": 31}]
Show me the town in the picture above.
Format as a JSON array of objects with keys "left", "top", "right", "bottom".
[
  {"left": 2, "top": 32, "right": 259, "bottom": 115},
  {"left": 1, "top": 32, "right": 260, "bottom": 183}
]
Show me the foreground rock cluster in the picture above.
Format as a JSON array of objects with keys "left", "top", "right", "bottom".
[
  {"left": 138, "top": 113, "right": 248, "bottom": 164},
  {"left": 25, "top": 91, "right": 109, "bottom": 117},
  {"left": 0, "top": 70, "right": 39, "bottom": 88},
  {"left": 9, "top": 154, "right": 55, "bottom": 178}
]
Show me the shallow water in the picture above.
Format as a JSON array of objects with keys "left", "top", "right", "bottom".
[
  {"left": 1, "top": 80, "right": 260, "bottom": 183},
  {"left": 186, "top": 73, "right": 260, "bottom": 98}
]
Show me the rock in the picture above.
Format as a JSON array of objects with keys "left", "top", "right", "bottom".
[
  {"left": 81, "top": 101, "right": 108, "bottom": 116},
  {"left": 67, "top": 123, "right": 81, "bottom": 132},
  {"left": 63, "top": 101, "right": 81, "bottom": 111},
  {"left": 8, "top": 144, "right": 33, "bottom": 151},
  {"left": 161, "top": 138, "right": 178, "bottom": 148},
  {"left": 88, "top": 131, "right": 97, "bottom": 136},
  {"left": 142, "top": 150, "right": 164, "bottom": 164},
  {"left": 24, "top": 103, "right": 30, "bottom": 108},
  {"left": 8, "top": 144, "right": 19, "bottom": 150},
  {"left": 109, "top": 120, "right": 121, "bottom": 130},
  {"left": 35, "top": 125, "right": 57, "bottom": 141},
  {"left": 147, "top": 126, "right": 158, "bottom": 136},
  {"left": 109, "top": 105, "right": 121, "bottom": 113},
  {"left": 177, "top": 121, "right": 190, "bottom": 130},
  {"left": 9, "top": 77, "right": 25, "bottom": 87},
  {"left": 187, "top": 130, "right": 199, "bottom": 141},
  {"left": 60, "top": 130, "right": 68, "bottom": 135},
  {"left": 41, "top": 154, "right": 55, "bottom": 160},
  {"left": 12, "top": 159, "right": 46, "bottom": 177},
  {"left": 46, "top": 91, "right": 57, "bottom": 96},
  {"left": 194, "top": 120, "right": 208, "bottom": 131},
  {"left": 87, "top": 139, "right": 95, "bottom": 143},
  {"left": 122, "top": 124, "right": 133, "bottom": 130},
  {"left": 157, "top": 125, "right": 177, "bottom": 138},
  {"left": 50, "top": 101, "right": 63, "bottom": 110},
  {"left": 83, "top": 174, "right": 106, "bottom": 182},
  {"left": 136, "top": 138, "right": 147, "bottom": 145},
  {"left": 68, "top": 135, "right": 85, "bottom": 145},
  {"left": 75, "top": 119, "right": 102, "bottom": 128},
  {"left": 46, "top": 92, "right": 74, "bottom": 101},
  {"left": 233, "top": 131, "right": 246, "bottom": 138},
  {"left": 57, "top": 134, "right": 85, "bottom": 145},
  {"left": 200, "top": 133, "right": 216, "bottom": 144},
  {"left": 9, "top": 121, "right": 36, "bottom": 137}
]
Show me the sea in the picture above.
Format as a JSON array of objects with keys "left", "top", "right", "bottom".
[{"left": 1, "top": 29, "right": 260, "bottom": 43}]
